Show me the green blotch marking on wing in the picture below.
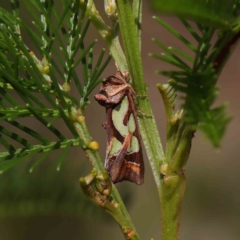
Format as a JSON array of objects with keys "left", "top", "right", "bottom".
[
  {"left": 109, "top": 137, "right": 122, "bottom": 155},
  {"left": 127, "top": 136, "right": 139, "bottom": 153},
  {"left": 128, "top": 114, "right": 136, "bottom": 133},
  {"left": 112, "top": 96, "right": 128, "bottom": 136}
]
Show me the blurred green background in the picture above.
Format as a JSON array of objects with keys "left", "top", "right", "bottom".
[{"left": 1, "top": 2, "right": 240, "bottom": 240}]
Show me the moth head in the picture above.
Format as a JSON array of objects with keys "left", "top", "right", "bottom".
[
  {"left": 94, "top": 93, "right": 108, "bottom": 107},
  {"left": 94, "top": 92, "right": 118, "bottom": 107}
]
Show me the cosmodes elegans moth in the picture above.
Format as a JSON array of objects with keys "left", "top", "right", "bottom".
[{"left": 94, "top": 71, "right": 144, "bottom": 185}]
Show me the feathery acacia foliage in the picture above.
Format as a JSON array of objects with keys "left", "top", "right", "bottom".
[
  {"left": 150, "top": 0, "right": 240, "bottom": 147},
  {"left": 151, "top": 17, "right": 235, "bottom": 147},
  {"left": 0, "top": 0, "right": 110, "bottom": 172}
]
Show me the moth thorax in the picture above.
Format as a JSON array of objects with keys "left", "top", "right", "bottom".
[{"left": 116, "top": 71, "right": 130, "bottom": 83}]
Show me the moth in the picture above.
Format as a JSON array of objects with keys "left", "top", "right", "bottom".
[{"left": 94, "top": 70, "right": 144, "bottom": 185}]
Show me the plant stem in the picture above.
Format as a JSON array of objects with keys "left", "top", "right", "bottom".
[
  {"left": 160, "top": 175, "right": 186, "bottom": 240},
  {"left": 132, "top": 0, "right": 142, "bottom": 52},
  {"left": 116, "top": 0, "right": 164, "bottom": 187},
  {"left": 213, "top": 30, "right": 240, "bottom": 75},
  {"left": 115, "top": 2, "right": 187, "bottom": 239},
  {"left": 73, "top": 108, "right": 140, "bottom": 240},
  {"left": 158, "top": 82, "right": 193, "bottom": 240},
  {"left": 80, "top": 0, "right": 128, "bottom": 71}
]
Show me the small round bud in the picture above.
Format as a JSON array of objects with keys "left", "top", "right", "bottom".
[
  {"left": 112, "top": 201, "right": 119, "bottom": 208},
  {"left": 103, "top": 189, "right": 111, "bottom": 196},
  {"left": 160, "top": 163, "right": 168, "bottom": 175},
  {"left": 123, "top": 228, "right": 135, "bottom": 239},
  {"left": 88, "top": 141, "right": 99, "bottom": 151},
  {"left": 68, "top": 108, "right": 78, "bottom": 122},
  {"left": 163, "top": 175, "right": 175, "bottom": 186},
  {"left": 43, "top": 66, "right": 50, "bottom": 74},
  {"left": 77, "top": 115, "right": 85, "bottom": 123},
  {"left": 62, "top": 82, "right": 70, "bottom": 93}
]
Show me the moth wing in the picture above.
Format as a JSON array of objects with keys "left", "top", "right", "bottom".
[
  {"left": 105, "top": 95, "right": 144, "bottom": 185},
  {"left": 120, "top": 94, "right": 144, "bottom": 184},
  {"left": 114, "top": 147, "right": 144, "bottom": 185}
]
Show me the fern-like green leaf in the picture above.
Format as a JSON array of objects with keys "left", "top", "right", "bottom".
[
  {"left": 151, "top": 16, "right": 234, "bottom": 147},
  {"left": 0, "top": 1, "right": 110, "bottom": 172}
]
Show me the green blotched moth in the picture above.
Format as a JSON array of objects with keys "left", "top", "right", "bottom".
[{"left": 94, "top": 71, "right": 144, "bottom": 185}]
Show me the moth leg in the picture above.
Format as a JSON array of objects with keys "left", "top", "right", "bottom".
[
  {"left": 136, "top": 94, "right": 148, "bottom": 98},
  {"left": 102, "top": 122, "right": 107, "bottom": 129},
  {"left": 133, "top": 94, "right": 152, "bottom": 117},
  {"left": 137, "top": 109, "right": 152, "bottom": 118}
]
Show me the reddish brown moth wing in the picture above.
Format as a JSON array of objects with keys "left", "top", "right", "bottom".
[{"left": 94, "top": 71, "right": 144, "bottom": 184}]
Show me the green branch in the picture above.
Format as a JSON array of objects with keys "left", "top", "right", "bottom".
[
  {"left": 80, "top": 0, "right": 127, "bottom": 71},
  {"left": 159, "top": 174, "right": 186, "bottom": 240},
  {"left": 72, "top": 109, "right": 140, "bottom": 240},
  {"left": 116, "top": 0, "right": 164, "bottom": 188}
]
